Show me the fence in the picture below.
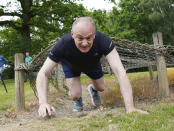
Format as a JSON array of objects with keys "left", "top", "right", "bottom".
[{"left": 14, "top": 32, "right": 172, "bottom": 111}]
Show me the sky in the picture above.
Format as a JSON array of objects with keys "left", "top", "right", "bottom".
[
  {"left": 78, "top": 0, "right": 119, "bottom": 10},
  {"left": 0, "top": 0, "right": 120, "bottom": 20}
]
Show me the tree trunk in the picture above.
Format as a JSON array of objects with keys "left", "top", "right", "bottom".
[{"left": 20, "top": 0, "right": 32, "bottom": 52}]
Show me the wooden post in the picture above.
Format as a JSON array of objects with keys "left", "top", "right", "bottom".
[
  {"left": 57, "top": 64, "right": 64, "bottom": 88},
  {"left": 147, "top": 58, "right": 154, "bottom": 81},
  {"left": 153, "top": 32, "right": 169, "bottom": 97},
  {"left": 148, "top": 64, "right": 154, "bottom": 80},
  {"left": 15, "top": 53, "right": 25, "bottom": 111}
]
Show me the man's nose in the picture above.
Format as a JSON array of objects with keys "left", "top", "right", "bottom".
[{"left": 81, "top": 39, "right": 88, "bottom": 46}]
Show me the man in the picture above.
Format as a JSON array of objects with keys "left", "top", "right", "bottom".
[
  {"left": 0, "top": 55, "right": 8, "bottom": 76},
  {"left": 0, "top": 55, "right": 9, "bottom": 92},
  {"left": 24, "top": 52, "right": 32, "bottom": 82},
  {"left": 36, "top": 17, "right": 148, "bottom": 117}
]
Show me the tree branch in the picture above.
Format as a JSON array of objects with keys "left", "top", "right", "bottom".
[
  {"left": 0, "top": 12, "right": 22, "bottom": 18},
  {"left": 0, "top": 20, "right": 22, "bottom": 31}
]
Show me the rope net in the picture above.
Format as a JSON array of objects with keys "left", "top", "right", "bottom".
[{"left": 23, "top": 37, "right": 174, "bottom": 97}]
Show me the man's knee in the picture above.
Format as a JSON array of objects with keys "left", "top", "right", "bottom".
[
  {"left": 97, "top": 86, "right": 104, "bottom": 92},
  {"left": 93, "top": 84, "right": 104, "bottom": 92},
  {"left": 70, "top": 91, "right": 81, "bottom": 101}
]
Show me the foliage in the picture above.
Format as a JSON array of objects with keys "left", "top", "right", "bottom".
[
  {"left": 139, "top": 0, "right": 174, "bottom": 44},
  {"left": 85, "top": 0, "right": 155, "bottom": 44},
  {"left": 0, "top": 0, "right": 86, "bottom": 53},
  {"left": 0, "top": 0, "right": 86, "bottom": 78},
  {"left": 1, "top": 0, "right": 174, "bottom": 79},
  {"left": 107, "top": 0, "right": 154, "bottom": 44},
  {"left": 84, "top": 9, "right": 111, "bottom": 35}
]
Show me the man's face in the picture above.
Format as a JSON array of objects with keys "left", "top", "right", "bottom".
[
  {"left": 71, "top": 21, "right": 95, "bottom": 53},
  {"left": 26, "top": 52, "right": 29, "bottom": 57}
]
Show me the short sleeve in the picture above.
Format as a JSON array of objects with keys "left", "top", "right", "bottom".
[
  {"left": 98, "top": 32, "right": 115, "bottom": 56},
  {"left": 48, "top": 38, "right": 64, "bottom": 63}
]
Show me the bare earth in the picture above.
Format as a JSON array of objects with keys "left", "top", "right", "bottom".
[{"left": 0, "top": 86, "right": 122, "bottom": 131}]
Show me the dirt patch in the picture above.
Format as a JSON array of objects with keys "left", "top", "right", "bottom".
[
  {"left": 1, "top": 85, "right": 174, "bottom": 131},
  {"left": 0, "top": 86, "right": 119, "bottom": 130}
]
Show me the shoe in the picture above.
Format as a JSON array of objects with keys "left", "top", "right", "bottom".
[
  {"left": 73, "top": 97, "right": 83, "bottom": 112},
  {"left": 88, "top": 84, "right": 101, "bottom": 106}
]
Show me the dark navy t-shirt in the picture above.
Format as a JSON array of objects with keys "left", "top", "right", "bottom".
[{"left": 48, "top": 31, "right": 115, "bottom": 72}]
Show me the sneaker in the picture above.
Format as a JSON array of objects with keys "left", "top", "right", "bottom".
[
  {"left": 88, "top": 84, "right": 101, "bottom": 106},
  {"left": 73, "top": 97, "right": 83, "bottom": 112}
]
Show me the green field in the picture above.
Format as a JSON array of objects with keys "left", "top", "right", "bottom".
[{"left": 0, "top": 73, "right": 174, "bottom": 131}]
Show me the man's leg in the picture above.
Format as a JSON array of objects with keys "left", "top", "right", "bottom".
[
  {"left": 0, "top": 67, "right": 4, "bottom": 84},
  {"left": 0, "top": 73, "right": 2, "bottom": 84},
  {"left": 24, "top": 73, "right": 27, "bottom": 82},
  {"left": 0, "top": 72, "right": 8, "bottom": 93},
  {"left": 61, "top": 63, "right": 83, "bottom": 111},
  {"left": 91, "top": 77, "right": 105, "bottom": 92},
  {"left": 66, "top": 77, "right": 83, "bottom": 111},
  {"left": 66, "top": 77, "right": 82, "bottom": 101},
  {"left": 87, "top": 78, "right": 104, "bottom": 106},
  {"left": 0, "top": 67, "right": 4, "bottom": 75},
  {"left": 85, "top": 63, "right": 104, "bottom": 106}
]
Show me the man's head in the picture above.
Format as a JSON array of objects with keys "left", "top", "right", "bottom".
[
  {"left": 26, "top": 52, "right": 30, "bottom": 57},
  {"left": 71, "top": 17, "right": 96, "bottom": 53}
]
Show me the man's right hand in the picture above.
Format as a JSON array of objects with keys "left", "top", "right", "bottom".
[{"left": 38, "top": 103, "right": 56, "bottom": 118}]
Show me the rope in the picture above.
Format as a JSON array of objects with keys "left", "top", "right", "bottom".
[{"left": 17, "top": 37, "right": 174, "bottom": 97}]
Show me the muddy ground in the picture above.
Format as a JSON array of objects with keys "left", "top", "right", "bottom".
[
  {"left": 0, "top": 85, "right": 174, "bottom": 131},
  {"left": 0, "top": 85, "right": 123, "bottom": 131}
]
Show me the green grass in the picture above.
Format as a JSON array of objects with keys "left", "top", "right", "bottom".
[
  {"left": 114, "top": 103, "right": 174, "bottom": 131},
  {"left": 49, "top": 103, "right": 174, "bottom": 131},
  {"left": 1, "top": 73, "right": 174, "bottom": 130},
  {"left": 0, "top": 71, "right": 156, "bottom": 111},
  {"left": 78, "top": 71, "right": 156, "bottom": 84},
  {"left": 102, "top": 71, "right": 157, "bottom": 80},
  {"left": 0, "top": 79, "right": 35, "bottom": 111},
  {"left": 0, "top": 79, "right": 17, "bottom": 111}
]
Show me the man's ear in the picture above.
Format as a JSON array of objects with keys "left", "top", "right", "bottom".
[{"left": 71, "top": 31, "right": 74, "bottom": 39}]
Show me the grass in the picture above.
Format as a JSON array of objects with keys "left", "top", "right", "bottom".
[
  {"left": 1, "top": 72, "right": 174, "bottom": 130},
  {"left": 114, "top": 103, "right": 174, "bottom": 131},
  {"left": 37, "top": 103, "right": 174, "bottom": 131},
  {"left": 100, "top": 72, "right": 159, "bottom": 107},
  {"left": 0, "top": 79, "right": 15, "bottom": 111},
  {"left": 0, "top": 79, "right": 36, "bottom": 111}
]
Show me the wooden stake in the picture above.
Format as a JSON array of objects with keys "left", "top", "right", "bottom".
[
  {"left": 153, "top": 32, "right": 169, "bottom": 97},
  {"left": 15, "top": 53, "right": 25, "bottom": 111}
]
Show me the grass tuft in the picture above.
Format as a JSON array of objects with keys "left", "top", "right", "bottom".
[{"left": 101, "top": 75, "right": 160, "bottom": 107}]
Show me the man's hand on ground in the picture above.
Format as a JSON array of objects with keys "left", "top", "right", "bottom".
[
  {"left": 126, "top": 107, "right": 149, "bottom": 114},
  {"left": 38, "top": 103, "right": 56, "bottom": 117}
]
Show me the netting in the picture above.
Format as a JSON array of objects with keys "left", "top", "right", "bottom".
[{"left": 22, "top": 37, "right": 174, "bottom": 97}]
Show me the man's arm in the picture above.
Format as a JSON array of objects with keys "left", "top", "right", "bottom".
[
  {"left": 36, "top": 57, "right": 57, "bottom": 117},
  {"left": 106, "top": 48, "right": 148, "bottom": 114}
]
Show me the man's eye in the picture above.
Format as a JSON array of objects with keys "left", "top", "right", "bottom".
[
  {"left": 78, "top": 38, "right": 83, "bottom": 41},
  {"left": 87, "top": 37, "right": 92, "bottom": 40}
]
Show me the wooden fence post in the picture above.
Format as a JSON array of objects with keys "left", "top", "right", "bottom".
[
  {"left": 153, "top": 32, "right": 169, "bottom": 97},
  {"left": 147, "top": 57, "right": 154, "bottom": 81},
  {"left": 148, "top": 64, "right": 154, "bottom": 81},
  {"left": 15, "top": 53, "right": 25, "bottom": 111},
  {"left": 57, "top": 64, "right": 64, "bottom": 88}
]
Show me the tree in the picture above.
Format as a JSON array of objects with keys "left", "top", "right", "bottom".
[
  {"left": 107, "top": 0, "right": 154, "bottom": 44},
  {"left": 139, "top": 0, "right": 174, "bottom": 44},
  {"left": 0, "top": 0, "right": 85, "bottom": 53}
]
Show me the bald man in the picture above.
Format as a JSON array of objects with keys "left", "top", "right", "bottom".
[{"left": 36, "top": 17, "right": 148, "bottom": 117}]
